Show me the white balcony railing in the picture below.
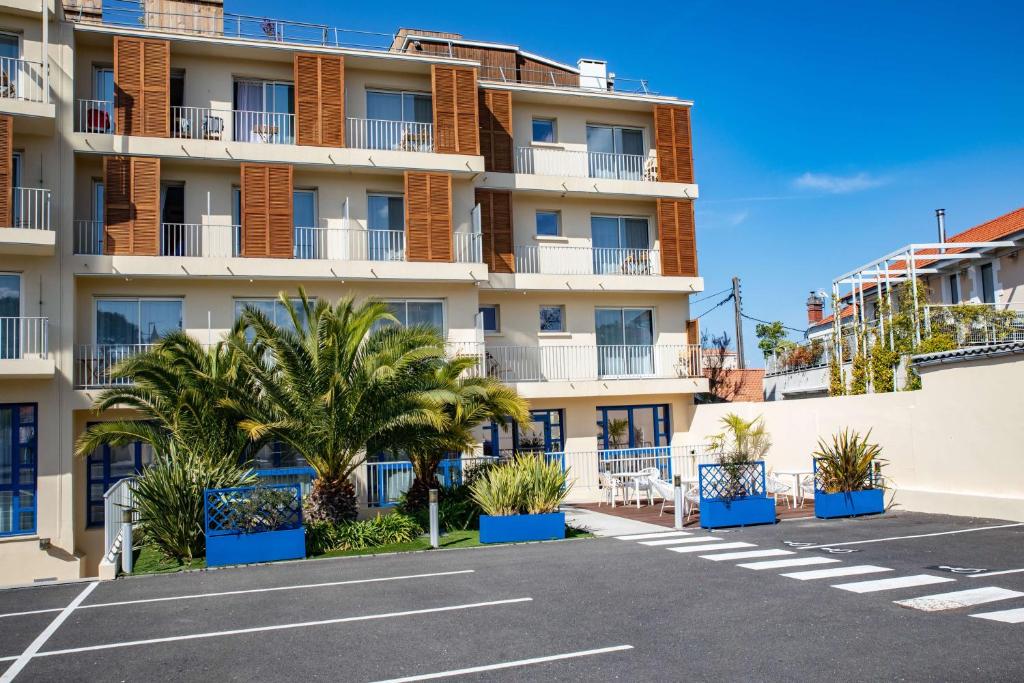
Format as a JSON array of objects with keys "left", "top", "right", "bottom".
[
  {"left": 75, "top": 344, "right": 157, "bottom": 388},
  {"left": 73, "top": 220, "right": 104, "bottom": 255},
  {"left": 346, "top": 118, "right": 434, "bottom": 152},
  {"left": 0, "top": 57, "right": 45, "bottom": 103},
  {"left": 454, "top": 232, "right": 483, "bottom": 264},
  {"left": 924, "top": 303, "right": 1024, "bottom": 347},
  {"left": 171, "top": 105, "right": 229, "bottom": 140},
  {"left": 232, "top": 110, "right": 295, "bottom": 144},
  {"left": 75, "top": 99, "right": 115, "bottom": 133},
  {"left": 515, "top": 147, "right": 654, "bottom": 182},
  {"left": 515, "top": 245, "right": 661, "bottom": 276},
  {"left": 484, "top": 344, "right": 702, "bottom": 383},
  {"left": 8, "top": 188, "right": 52, "bottom": 230},
  {"left": 0, "top": 317, "right": 48, "bottom": 360}
]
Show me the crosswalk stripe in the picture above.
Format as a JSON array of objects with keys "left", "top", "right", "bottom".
[
  {"left": 781, "top": 565, "right": 893, "bottom": 581},
  {"left": 737, "top": 557, "right": 840, "bottom": 570},
  {"left": 894, "top": 587, "right": 1024, "bottom": 612},
  {"left": 700, "top": 549, "right": 793, "bottom": 562},
  {"left": 614, "top": 531, "right": 691, "bottom": 541},
  {"left": 969, "top": 607, "right": 1024, "bottom": 624},
  {"left": 833, "top": 574, "right": 954, "bottom": 594},
  {"left": 668, "top": 542, "right": 756, "bottom": 554},
  {"left": 639, "top": 536, "right": 721, "bottom": 546}
]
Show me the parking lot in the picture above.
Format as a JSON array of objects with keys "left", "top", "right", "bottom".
[{"left": 1, "top": 510, "right": 1023, "bottom": 681}]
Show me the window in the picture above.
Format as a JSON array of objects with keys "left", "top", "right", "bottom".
[
  {"left": 95, "top": 298, "right": 183, "bottom": 346},
  {"left": 367, "top": 194, "right": 405, "bottom": 260},
  {"left": 92, "top": 66, "right": 114, "bottom": 104},
  {"left": 0, "top": 32, "right": 19, "bottom": 62},
  {"left": 0, "top": 273, "right": 21, "bottom": 360},
  {"left": 478, "top": 409, "right": 564, "bottom": 457},
  {"left": 948, "top": 274, "right": 960, "bottom": 304},
  {"left": 366, "top": 90, "right": 432, "bottom": 123},
  {"left": 980, "top": 263, "right": 995, "bottom": 304},
  {"left": 365, "top": 90, "right": 432, "bottom": 150},
  {"left": 532, "top": 118, "right": 556, "bottom": 143},
  {"left": 159, "top": 182, "right": 186, "bottom": 256},
  {"left": 479, "top": 305, "right": 500, "bottom": 334},
  {"left": 234, "top": 298, "right": 309, "bottom": 335},
  {"left": 233, "top": 79, "right": 295, "bottom": 144},
  {"left": 595, "top": 307, "right": 654, "bottom": 376},
  {"left": 535, "top": 211, "right": 560, "bottom": 237},
  {"left": 384, "top": 300, "right": 444, "bottom": 333},
  {"left": 586, "top": 124, "right": 645, "bottom": 180},
  {"left": 10, "top": 152, "right": 20, "bottom": 227},
  {"left": 293, "top": 189, "right": 319, "bottom": 259},
  {"left": 539, "top": 305, "right": 565, "bottom": 333},
  {"left": 591, "top": 216, "right": 651, "bottom": 274},
  {"left": 86, "top": 437, "right": 152, "bottom": 527},
  {"left": 0, "top": 404, "right": 36, "bottom": 537},
  {"left": 597, "top": 404, "right": 669, "bottom": 450}
]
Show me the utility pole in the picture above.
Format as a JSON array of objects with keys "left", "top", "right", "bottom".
[{"left": 732, "top": 276, "right": 745, "bottom": 369}]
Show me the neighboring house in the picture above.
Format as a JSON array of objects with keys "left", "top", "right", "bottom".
[
  {"left": 0, "top": 1, "right": 706, "bottom": 583},
  {"left": 702, "top": 349, "right": 738, "bottom": 370}
]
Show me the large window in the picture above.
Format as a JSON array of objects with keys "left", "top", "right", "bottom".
[
  {"left": 367, "top": 194, "right": 405, "bottom": 261},
  {"left": 597, "top": 404, "right": 669, "bottom": 450},
  {"left": 980, "top": 263, "right": 996, "bottom": 304},
  {"left": 0, "top": 273, "right": 19, "bottom": 360},
  {"left": 95, "top": 298, "right": 183, "bottom": 346},
  {"left": 92, "top": 65, "right": 113, "bottom": 103},
  {"left": 367, "top": 90, "right": 432, "bottom": 123},
  {"left": 478, "top": 409, "right": 564, "bottom": 457},
  {"left": 365, "top": 90, "right": 432, "bottom": 150},
  {"left": 586, "top": 124, "right": 644, "bottom": 179},
  {"left": 0, "top": 404, "right": 37, "bottom": 537},
  {"left": 233, "top": 79, "right": 294, "bottom": 144},
  {"left": 86, "top": 437, "right": 152, "bottom": 527},
  {"left": 384, "top": 300, "right": 444, "bottom": 333},
  {"left": 293, "top": 189, "right": 319, "bottom": 259},
  {"left": 234, "top": 298, "right": 309, "bottom": 335},
  {"left": 536, "top": 210, "right": 560, "bottom": 237},
  {"left": 591, "top": 216, "right": 651, "bottom": 274},
  {"left": 595, "top": 307, "right": 654, "bottom": 376}
]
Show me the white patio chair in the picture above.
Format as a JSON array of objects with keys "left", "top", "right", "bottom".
[
  {"left": 766, "top": 473, "right": 793, "bottom": 509},
  {"left": 794, "top": 473, "right": 816, "bottom": 508},
  {"left": 683, "top": 483, "right": 701, "bottom": 521},
  {"left": 650, "top": 477, "right": 676, "bottom": 516},
  {"left": 598, "top": 470, "right": 626, "bottom": 507},
  {"left": 631, "top": 467, "right": 660, "bottom": 506}
]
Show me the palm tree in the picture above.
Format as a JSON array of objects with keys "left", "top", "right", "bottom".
[
  {"left": 709, "top": 413, "right": 772, "bottom": 464},
  {"left": 231, "top": 289, "right": 450, "bottom": 524}
]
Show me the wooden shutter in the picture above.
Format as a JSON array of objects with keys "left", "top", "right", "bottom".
[
  {"left": 478, "top": 89, "right": 512, "bottom": 172},
  {"left": 103, "top": 156, "right": 160, "bottom": 255},
  {"left": 294, "top": 53, "right": 345, "bottom": 147},
  {"left": 405, "top": 171, "right": 452, "bottom": 262},
  {"left": 686, "top": 319, "right": 700, "bottom": 346},
  {"left": 241, "top": 163, "right": 293, "bottom": 258},
  {"left": 114, "top": 37, "right": 169, "bottom": 137},
  {"left": 432, "top": 65, "right": 479, "bottom": 155},
  {"left": 653, "top": 105, "right": 694, "bottom": 184},
  {"left": 0, "top": 115, "right": 10, "bottom": 228},
  {"left": 657, "top": 198, "right": 698, "bottom": 277},
  {"left": 475, "top": 189, "right": 513, "bottom": 273}
]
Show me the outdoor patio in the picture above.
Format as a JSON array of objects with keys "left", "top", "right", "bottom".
[{"left": 574, "top": 498, "right": 815, "bottom": 528}]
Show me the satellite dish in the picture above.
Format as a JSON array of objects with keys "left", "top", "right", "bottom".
[{"left": 817, "top": 289, "right": 827, "bottom": 299}]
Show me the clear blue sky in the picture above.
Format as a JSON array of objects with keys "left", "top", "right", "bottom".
[{"left": 239, "top": 0, "right": 1024, "bottom": 366}]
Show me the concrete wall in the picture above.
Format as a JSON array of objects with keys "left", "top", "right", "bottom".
[{"left": 686, "top": 354, "right": 1024, "bottom": 522}]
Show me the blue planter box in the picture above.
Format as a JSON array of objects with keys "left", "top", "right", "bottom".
[
  {"left": 479, "top": 512, "right": 565, "bottom": 544},
  {"left": 206, "top": 527, "right": 306, "bottom": 567},
  {"left": 700, "top": 497, "right": 777, "bottom": 529},
  {"left": 815, "top": 488, "right": 884, "bottom": 519}
]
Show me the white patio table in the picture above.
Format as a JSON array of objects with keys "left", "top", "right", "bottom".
[
  {"left": 775, "top": 468, "right": 814, "bottom": 507},
  {"left": 609, "top": 471, "right": 652, "bottom": 508}
]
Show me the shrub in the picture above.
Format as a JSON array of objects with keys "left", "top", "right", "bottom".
[
  {"left": 470, "top": 455, "right": 570, "bottom": 517},
  {"left": 813, "top": 429, "right": 886, "bottom": 493},
  {"left": 306, "top": 512, "right": 423, "bottom": 555},
  {"left": 397, "top": 462, "right": 494, "bottom": 531}
]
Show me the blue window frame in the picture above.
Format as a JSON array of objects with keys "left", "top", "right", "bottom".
[
  {"left": 252, "top": 440, "right": 306, "bottom": 469},
  {"left": 85, "top": 432, "right": 152, "bottom": 527},
  {"left": 596, "top": 404, "right": 670, "bottom": 450},
  {"left": 1, "top": 404, "right": 37, "bottom": 537},
  {"left": 480, "top": 409, "right": 564, "bottom": 457}
]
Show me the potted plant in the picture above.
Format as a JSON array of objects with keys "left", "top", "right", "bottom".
[
  {"left": 699, "top": 414, "right": 777, "bottom": 528},
  {"left": 472, "top": 455, "right": 570, "bottom": 543},
  {"left": 204, "top": 483, "right": 306, "bottom": 567},
  {"left": 812, "top": 429, "right": 886, "bottom": 518}
]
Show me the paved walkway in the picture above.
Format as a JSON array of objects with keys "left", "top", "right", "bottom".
[{"left": 563, "top": 506, "right": 668, "bottom": 537}]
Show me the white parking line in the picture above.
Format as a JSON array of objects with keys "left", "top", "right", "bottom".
[
  {"left": 967, "top": 568, "right": 1024, "bottom": 579},
  {"left": 798, "top": 523, "right": 1024, "bottom": 550},
  {"left": 615, "top": 531, "right": 691, "bottom": 541},
  {"left": 0, "top": 581, "right": 98, "bottom": 682},
  {"left": 700, "top": 549, "right": 793, "bottom": 562},
  {"left": 737, "top": 557, "right": 840, "bottom": 570},
  {"left": 668, "top": 542, "right": 755, "bottom": 554},
  {"left": 6, "top": 598, "right": 533, "bottom": 662},
  {"left": 833, "top": 575, "right": 954, "bottom": 594},
  {"left": 639, "top": 536, "right": 719, "bottom": 546},
  {"left": 781, "top": 565, "right": 893, "bottom": 581},
  {"left": 369, "top": 644, "right": 635, "bottom": 682},
  {"left": 894, "top": 587, "right": 1024, "bottom": 612},
  {"left": 969, "top": 607, "right": 1024, "bottom": 624},
  {"left": 0, "top": 570, "right": 477, "bottom": 620}
]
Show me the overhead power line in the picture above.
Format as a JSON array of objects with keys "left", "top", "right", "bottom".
[
  {"left": 740, "top": 312, "right": 805, "bottom": 334},
  {"left": 690, "top": 287, "right": 732, "bottom": 305},
  {"left": 692, "top": 293, "right": 733, "bottom": 320}
]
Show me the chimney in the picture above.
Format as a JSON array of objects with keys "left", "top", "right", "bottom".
[
  {"left": 935, "top": 208, "right": 946, "bottom": 244},
  {"left": 806, "top": 290, "right": 824, "bottom": 326},
  {"left": 578, "top": 59, "right": 608, "bottom": 90}
]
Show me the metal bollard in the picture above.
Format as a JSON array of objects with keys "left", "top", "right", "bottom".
[
  {"left": 121, "top": 522, "right": 133, "bottom": 574},
  {"left": 428, "top": 489, "right": 439, "bottom": 549},
  {"left": 673, "top": 475, "right": 683, "bottom": 530}
]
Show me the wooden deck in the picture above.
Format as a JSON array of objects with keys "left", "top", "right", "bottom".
[{"left": 574, "top": 497, "right": 815, "bottom": 528}]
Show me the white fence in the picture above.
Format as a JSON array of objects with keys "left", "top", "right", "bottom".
[
  {"left": 346, "top": 118, "right": 434, "bottom": 152},
  {"left": 75, "top": 344, "right": 157, "bottom": 388},
  {"left": 515, "top": 245, "right": 661, "bottom": 276},
  {"left": 75, "top": 99, "right": 115, "bottom": 133},
  {"left": 9, "top": 188, "right": 51, "bottom": 230},
  {"left": 453, "top": 232, "right": 483, "bottom": 263},
  {"left": 561, "top": 445, "right": 716, "bottom": 492},
  {"left": 0, "top": 56, "right": 45, "bottom": 103},
  {"left": 484, "top": 344, "right": 702, "bottom": 382},
  {"left": 515, "top": 147, "right": 653, "bottom": 181},
  {"left": 0, "top": 317, "right": 48, "bottom": 360},
  {"left": 102, "top": 477, "right": 137, "bottom": 575}
]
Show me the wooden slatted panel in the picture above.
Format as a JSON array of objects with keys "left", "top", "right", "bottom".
[
  {"left": 114, "top": 37, "right": 143, "bottom": 136},
  {"left": 130, "top": 158, "right": 160, "bottom": 255},
  {"left": 267, "top": 165, "right": 294, "bottom": 258},
  {"left": 103, "top": 156, "right": 133, "bottom": 255},
  {"left": 0, "top": 116, "right": 10, "bottom": 228},
  {"left": 653, "top": 105, "right": 694, "bottom": 184},
  {"left": 293, "top": 53, "right": 344, "bottom": 146},
  {"left": 478, "top": 89, "right": 513, "bottom": 172},
  {"left": 319, "top": 55, "right": 345, "bottom": 147},
  {"left": 405, "top": 171, "right": 452, "bottom": 262},
  {"left": 141, "top": 39, "right": 170, "bottom": 137},
  {"left": 475, "top": 189, "right": 513, "bottom": 273},
  {"left": 294, "top": 54, "right": 321, "bottom": 147},
  {"left": 686, "top": 319, "right": 700, "bottom": 346},
  {"left": 657, "top": 198, "right": 698, "bottom": 277},
  {"left": 240, "top": 163, "right": 269, "bottom": 257},
  {"left": 432, "top": 65, "right": 479, "bottom": 155}
]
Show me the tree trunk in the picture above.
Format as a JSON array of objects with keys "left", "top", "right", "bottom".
[
  {"left": 305, "top": 476, "right": 358, "bottom": 524},
  {"left": 404, "top": 473, "right": 440, "bottom": 511}
]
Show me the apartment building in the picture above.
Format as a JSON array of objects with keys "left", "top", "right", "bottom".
[{"left": 0, "top": 0, "right": 705, "bottom": 583}]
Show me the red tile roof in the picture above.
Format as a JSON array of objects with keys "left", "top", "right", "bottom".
[{"left": 703, "top": 368, "right": 765, "bottom": 402}]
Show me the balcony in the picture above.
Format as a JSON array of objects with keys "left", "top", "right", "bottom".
[
  {"left": 514, "top": 147, "right": 654, "bottom": 182},
  {"left": 484, "top": 344, "right": 701, "bottom": 383},
  {"left": 515, "top": 245, "right": 661, "bottom": 276},
  {"left": 0, "top": 57, "right": 46, "bottom": 104},
  {"left": 346, "top": 118, "right": 434, "bottom": 153},
  {"left": 924, "top": 304, "right": 1024, "bottom": 347},
  {"left": 0, "top": 188, "right": 54, "bottom": 254},
  {"left": 74, "top": 344, "right": 154, "bottom": 389},
  {"left": 0, "top": 317, "right": 53, "bottom": 378}
]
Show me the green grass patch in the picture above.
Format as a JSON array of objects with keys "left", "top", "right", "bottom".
[{"left": 130, "top": 545, "right": 206, "bottom": 575}]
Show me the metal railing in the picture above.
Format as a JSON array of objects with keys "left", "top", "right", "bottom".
[
  {"left": 552, "top": 444, "right": 714, "bottom": 491},
  {"left": 923, "top": 303, "right": 1024, "bottom": 347},
  {"left": 75, "top": 99, "right": 115, "bottom": 133},
  {"left": 478, "top": 64, "right": 655, "bottom": 95},
  {"left": 102, "top": 476, "right": 137, "bottom": 573},
  {"left": 0, "top": 56, "right": 45, "bottom": 103},
  {"left": 515, "top": 147, "right": 653, "bottom": 181},
  {"left": 514, "top": 245, "right": 661, "bottom": 276},
  {"left": 254, "top": 466, "right": 317, "bottom": 498},
  {"left": 159, "top": 223, "right": 205, "bottom": 256},
  {"left": 74, "top": 220, "right": 104, "bottom": 254},
  {"left": 75, "top": 221, "right": 241, "bottom": 257},
  {"left": 346, "top": 118, "right": 434, "bottom": 152},
  {"left": 366, "top": 456, "right": 496, "bottom": 507},
  {"left": 171, "top": 105, "right": 229, "bottom": 140},
  {"left": 232, "top": 110, "right": 295, "bottom": 145},
  {"left": 483, "top": 344, "right": 702, "bottom": 382},
  {"left": 0, "top": 317, "right": 48, "bottom": 360},
  {"left": 454, "top": 232, "right": 483, "bottom": 263},
  {"left": 75, "top": 344, "right": 157, "bottom": 388},
  {"left": 8, "top": 188, "right": 52, "bottom": 230}
]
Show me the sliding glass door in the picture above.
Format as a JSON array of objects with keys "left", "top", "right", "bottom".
[
  {"left": 234, "top": 80, "right": 294, "bottom": 144},
  {"left": 591, "top": 216, "right": 651, "bottom": 274},
  {"left": 586, "top": 125, "right": 645, "bottom": 179},
  {"left": 0, "top": 274, "right": 19, "bottom": 359},
  {"left": 595, "top": 307, "right": 654, "bottom": 376}
]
